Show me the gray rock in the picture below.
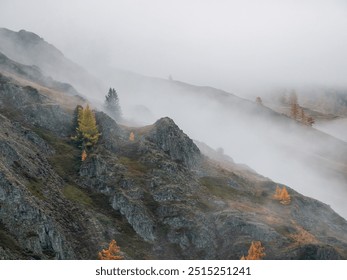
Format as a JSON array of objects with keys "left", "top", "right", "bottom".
[{"left": 145, "top": 117, "right": 201, "bottom": 168}]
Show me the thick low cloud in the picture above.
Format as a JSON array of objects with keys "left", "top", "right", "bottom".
[{"left": 1, "top": 0, "right": 347, "bottom": 95}]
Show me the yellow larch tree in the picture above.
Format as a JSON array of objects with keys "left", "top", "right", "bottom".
[{"left": 76, "top": 104, "right": 100, "bottom": 148}]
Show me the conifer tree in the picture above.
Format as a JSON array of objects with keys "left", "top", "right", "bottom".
[
  {"left": 71, "top": 105, "right": 83, "bottom": 139},
  {"left": 98, "top": 240, "right": 123, "bottom": 260},
  {"left": 256, "top": 96, "right": 263, "bottom": 105},
  {"left": 306, "top": 116, "right": 315, "bottom": 126},
  {"left": 104, "top": 88, "right": 122, "bottom": 121},
  {"left": 273, "top": 186, "right": 291, "bottom": 205},
  {"left": 300, "top": 107, "right": 306, "bottom": 124},
  {"left": 75, "top": 104, "right": 100, "bottom": 148},
  {"left": 273, "top": 185, "right": 282, "bottom": 200},
  {"left": 279, "top": 187, "right": 291, "bottom": 205},
  {"left": 81, "top": 150, "right": 87, "bottom": 161},
  {"left": 290, "top": 91, "right": 299, "bottom": 120},
  {"left": 241, "top": 241, "right": 265, "bottom": 260}
]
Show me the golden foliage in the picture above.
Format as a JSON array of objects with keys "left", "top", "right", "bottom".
[
  {"left": 75, "top": 104, "right": 101, "bottom": 147},
  {"left": 81, "top": 150, "right": 87, "bottom": 161},
  {"left": 241, "top": 241, "right": 266, "bottom": 260},
  {"left": 98, "top": 240, "right": 123, "bottom": 260},
  {"left": 273, "top": 185, "right": 291, "bottom": 205},
  {"left": 273, "top": 185, "right": 282, "bottom": 199},
  {"left": 129, "top": 132, "right": 135, "bottom": 141}
]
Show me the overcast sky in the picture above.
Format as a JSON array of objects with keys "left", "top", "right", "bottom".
[{"left": 1, "top": 0, "right": 347, "bottom": 94}]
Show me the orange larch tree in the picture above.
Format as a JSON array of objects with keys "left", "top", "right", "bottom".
[
  {"left": 81, "top": 150, "right": 87, "bottom": 161},
  {"left": 98, "top": 240, "right": 124, "bottom": 260},
  {"left": 241, "top": 241, "right": 266, "bottom": 260},
  {"left": 273, "top": 185, "right": 282, "bottom": 200},
  {"left": 129, "top": 132, "right": 135, "bottom": 141},
  {"left": 273, "top": 186, "right": 291, "bottom": 205},
  {"left": 279, "top": 187, "right": 291, "bottom": 205}
]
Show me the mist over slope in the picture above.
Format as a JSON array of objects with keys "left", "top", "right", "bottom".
[
  {"left": 99, "top": 68, "right": 347, "bottom": 219},
  {"left": 0, "top": 28, "right": 103, "bottom": 97},
  {"left": 1, "top": 64, "right": 347, "bottom": 260},
  {"left": 1, "top": 28, "right": 346, "bottom": 220}
]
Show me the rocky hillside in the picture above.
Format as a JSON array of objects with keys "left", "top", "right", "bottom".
[{"left": 1, "top": 71, "right": 347, "bottom": 260}]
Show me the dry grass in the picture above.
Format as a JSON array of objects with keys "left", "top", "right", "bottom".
[
  {"left": 289, "top": 225, "right": 319, "bottom": 245},
  {"left": 0, "top": 71, "right": 84, "bottom": 110}
]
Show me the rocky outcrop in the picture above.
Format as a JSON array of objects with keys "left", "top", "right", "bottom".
[
  {"left": 94, "top": 112, "right": 127, "bottom": 152},
  {"left": 145, "top": 117, "right": 201, "bottom": 168}
]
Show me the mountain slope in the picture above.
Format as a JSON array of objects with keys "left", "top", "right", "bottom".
[
  {"left": 0, "top": 28, "right": 103, "bottom": 97},
  {"left": 99, "top": 68, "right": 347, "bottom": 218},
  {"left": 0, "top": 51, "right": 80, "bottom": 97},
  {"left": 1, "top": 71, "right": 347, "bottom": 259}
]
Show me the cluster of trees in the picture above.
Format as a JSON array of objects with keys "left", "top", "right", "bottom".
[
  {"left": 71, "top": 87, "right": 122, "bottom": 161},
  {"left": 273, "top": 185, "right": 291, "bottom": 205},
  {"left": 98, "top": 240, "right": 123, "bottom": 260},
  {"left": 289, "top": 91, "right": 314, "bottom": 126},
  {"left": 241, "top": 241, "right": 266, "bottom": 260}
]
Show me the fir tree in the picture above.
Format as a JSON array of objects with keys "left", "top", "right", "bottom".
[
  {"left": 256, "top": 96, "right": 263, "bottom": 105},
  {"left": 105, "top": 88, "right": 122, "bottom": 121},
  {"left": 71, "top": 105, "right": 83, "bottom": 137}
]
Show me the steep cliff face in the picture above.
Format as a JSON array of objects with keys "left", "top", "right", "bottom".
[
  {"left": 0, "top": 113, "right": 73, "bottom": 259},
  {"left": 1, "top": 58, "right": 347, "bottom": 260}
]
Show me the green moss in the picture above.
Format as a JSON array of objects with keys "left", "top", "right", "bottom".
[
  {"left": 32, "top": 127, "right": 80, "bottom": 180},
  {"left": 27, "top": 179, "right": 45, "bottom": 200},
  {"left": 118, "top": 156, "right": 148, "bottom": 175},
  {"left": 200, "top": 176, "right": 240, "bottom": 200},
  {"left": 62, "top": 184, "right": 92, "bottom": 206},
  {"left": 0, "top": 223, "right": 20, "bottom": 252}
]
